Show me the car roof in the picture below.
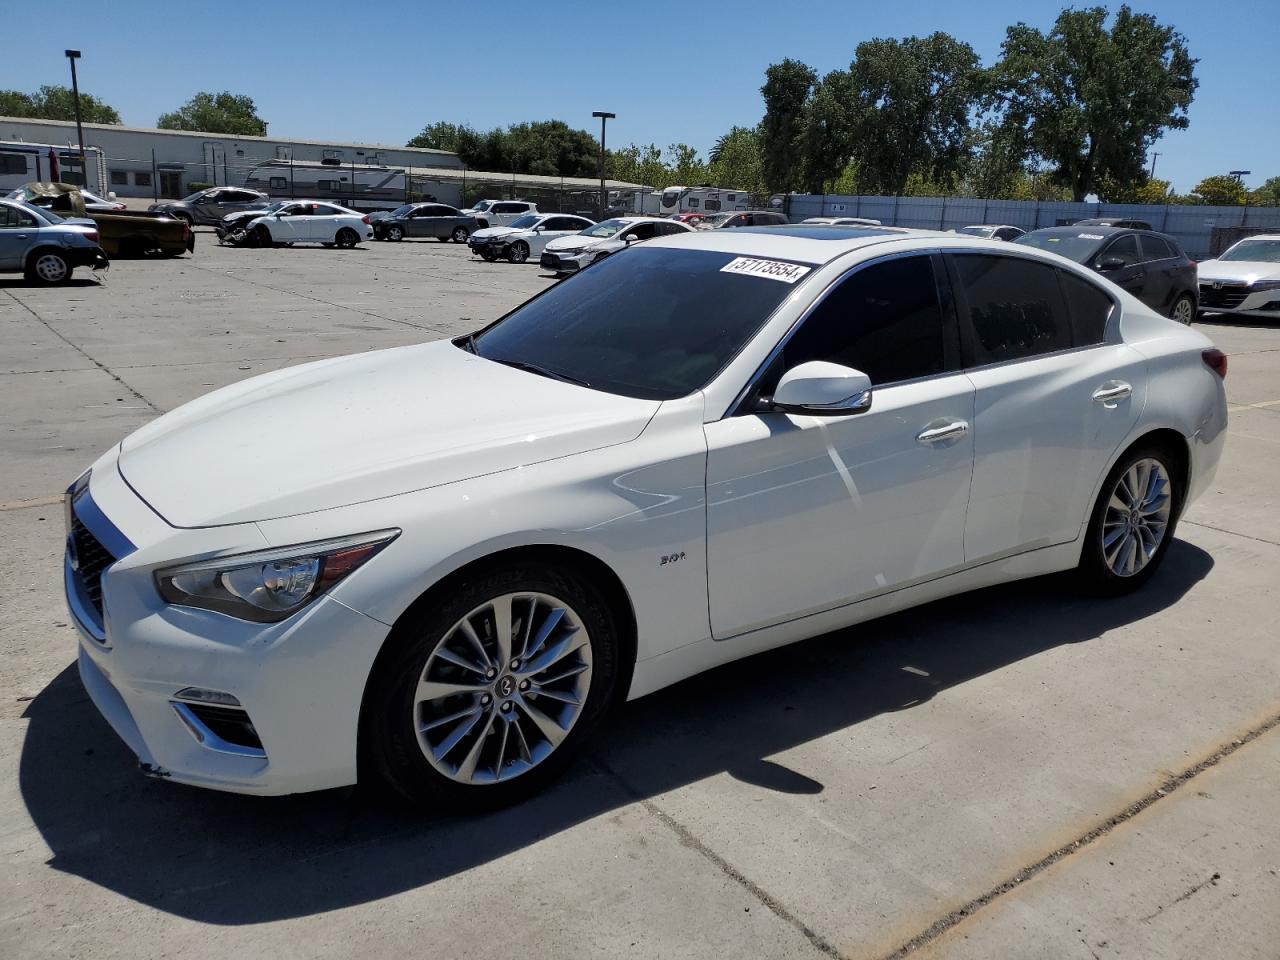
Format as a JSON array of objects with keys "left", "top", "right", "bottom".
[{"left": 645, "top": 224, "right": 952, "bottom": 264}]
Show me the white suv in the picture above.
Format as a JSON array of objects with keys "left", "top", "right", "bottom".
[{"left": 462, "top": 200, "right": 538, "bottom": 229}]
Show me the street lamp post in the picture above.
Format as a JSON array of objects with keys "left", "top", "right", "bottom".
[
  {"left": 592, "top": 111, "right": 615, "bottom": 219},
  {"left": 64, "top": 50, "right": 87, "bottom": 185}
]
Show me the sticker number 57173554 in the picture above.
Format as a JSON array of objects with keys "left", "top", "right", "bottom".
[{"left": 719, "top": 257, "right": 812, "bottom": 284}]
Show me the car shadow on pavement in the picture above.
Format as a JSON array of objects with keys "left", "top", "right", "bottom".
[{"left": 18, "top": 540, "right": 1212, "bottom": 925}]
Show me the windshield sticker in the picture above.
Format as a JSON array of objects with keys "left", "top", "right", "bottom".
[
  {"left": 1078, "top": 233, "right": 1105, "bottom": 240},
  {"left": 720, "top": 257, "right": 812, "bottom": 283}
]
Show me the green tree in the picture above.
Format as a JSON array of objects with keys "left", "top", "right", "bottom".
[
  {"left": 158, "top": 92, "right": 267, "bottom": 136},
  {"left": 0, "top": 84, "right": 121, "bottom": 123},
  {"left": 707, "top": 126, "right": 766, "bottom": 194},
  {"left": 1247, "top": 176, "right": 1280, "bottom": 207},
  {"left": 665, "top": 143, "right": 706, "bottom": 185},
  {"left": 800, "top": 70, "right": 856, "bottom": 193},
  {"left": 1191, "top": 175, "right": 1246, "bottom": 205},
  {"left": 408, "top": 119, "right": 599, "bottom": 177},
  {"left": 846, "top": 33, "right": 985, "bottom": 196},
  {"left": 994, "top": 5, "right": 1197, "bottom": 201},
  {"left": 1099, "top": 176, "right": 1173, "bottom": 203},
  {"left": 759, "top": 59, "right": 817, "bottom": 193}
]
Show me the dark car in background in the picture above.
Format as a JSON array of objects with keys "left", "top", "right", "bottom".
[
  {"left": 1074, "top": 217, "right": 1154, "bottom": 230},
  {"left": 370, "top": 202, "right": 476, "bottom": 243},
  {"left": 1015, "top": 226, "right": 1198, "bottom": 323},
  {"left": 149, "top": 187, "right": 270, "bottom": 226}
]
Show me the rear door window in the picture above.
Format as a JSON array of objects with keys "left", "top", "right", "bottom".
[
  {"left": 953, "top": 254, "right": 1073, "bottom": 364},
  {"left": 1141, "top": 235, "right": 1175, "bottom": 261}
]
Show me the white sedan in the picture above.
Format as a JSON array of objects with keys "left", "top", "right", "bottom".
[
  {"left": 242, "top": 201, "right": 372, "bottom": 248},
  {"left": 540, "top": 216, "right": 693, "bottom": 273},
  {"left": 467, "top": 213, "right": 595, "bottom": 263},
  {"left": 65, "top": 227, "right": 1227, "bottom": 807},
  {"left": 1196, "top": 234, "right": 1280, "bottom": 319}
]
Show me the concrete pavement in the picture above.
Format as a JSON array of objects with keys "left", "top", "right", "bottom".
[{"left": 1, "top": 236, "right": 1277, "bottom": 958}]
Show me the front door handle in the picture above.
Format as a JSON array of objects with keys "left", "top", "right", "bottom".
[
  {"left": 916, "top": 419, "right": 969, "bottom": 445},
  {"left": 1092, "top": 381, "right": 1132, "bottom": 403}
]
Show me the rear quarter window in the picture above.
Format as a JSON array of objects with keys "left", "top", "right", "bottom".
[{"left": 954, "top": 254, "right": 1073, "bottom": 364}]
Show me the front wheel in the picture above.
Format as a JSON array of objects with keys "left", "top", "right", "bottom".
[
  {"left": 479, "top": 248, "right": 498, "bottom": 262},
  {"left": 452, "top": 226, "right": 470, "bottom": 243},
  {"left": 1170, "top": 293, "right": 1196, "bottom": 325},
  {"left": 363, "top": 562, "right": 622, "bottom": 809},
  {"left": 386, "top": 225, "right": 404, "bottom": 242},
  {"left": 335, "top": 228, "right": 359, "bottom": 249},
  {"left": 506, "top": 240, "right": 529, "bottom": 264},
  {"left": 1077, "top": 445, "right": 1182, "bottom": 594}
]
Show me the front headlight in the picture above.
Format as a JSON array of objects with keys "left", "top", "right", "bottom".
[
  {"left": 155, "top": 529, "right": 399, "bottom": 623},
  {"left": 1249, "top": 279, "right": 1280, "bottom": 291}
]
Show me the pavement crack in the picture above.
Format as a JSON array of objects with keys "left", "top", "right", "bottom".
[
  {"left": 1182, "top": 519, "right": 1280, "bottom": 548},
  {"left": 591, "top": 756, "right": 844, "bottom": 959},
  {"left": 874, "top": 710, "right": 1280, "bottom": 960},
  {"left": 1138, "top": 871, "right": 1221, "bottom": 922},
  {"left": 2, "top": 290, "right": 161, "bottom": 413}
]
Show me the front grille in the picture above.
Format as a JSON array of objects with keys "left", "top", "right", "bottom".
[
  {"left": 540, "top": 253, "right": 559, "bottom": 268},
  {"left": 70, "top": 513, "right": 115, "bottom": 619},
  {"left": 1199, "top": 282, "right": 1249, "bottom": 309}
]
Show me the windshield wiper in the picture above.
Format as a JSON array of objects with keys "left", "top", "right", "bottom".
[
  {"left": 490, "top": 357, "right": 591, "bottom": 388},
  {"left": 459, "top": 333, "right": 478, "bottom": 354}
]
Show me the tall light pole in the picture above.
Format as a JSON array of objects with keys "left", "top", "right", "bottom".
[
  {"left": 1149, "top": 151, "right": 1161, "bottom": 179},
  {"left": 1228, "top": 170, "right": 1251, "bottom": 184},
  {"left": 592, "top": 111, "right": 615, "bottom": 219},
  {"left": 64, "top": 50, "right": 87, "bottom": 185}
]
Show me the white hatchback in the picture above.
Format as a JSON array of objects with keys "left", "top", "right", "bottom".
[
  {"left": 65, "top": 226, "right": 1227, "bottom": 808},
  {"left": 242, "top": 201, "right": 372, "bottom": 248}
]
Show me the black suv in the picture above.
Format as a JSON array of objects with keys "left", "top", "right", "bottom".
[{"left": 1015, "top": 226, "right": 1198, "bottom": 323}]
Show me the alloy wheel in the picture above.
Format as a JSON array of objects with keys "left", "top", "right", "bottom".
[
  {"left": 33, "top": 254, "right": 68, "bottom": 283},
  {"left": 414, "top": 592, "right": 593, "bottom": 784},
  {"left": 1171, "top": 296, "right": 1195, "bottom": 324},
  {"left": 388, "top": 225, "right": 403, "bottom": 241},
  {"left": 1102, "top": 457, "right": 1172, "bottom": 577}
]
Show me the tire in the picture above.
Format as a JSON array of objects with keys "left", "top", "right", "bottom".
[
  {"left": 507, "top": 240, "right": 530, "bottom": 264},
  {"left": 335, "top": 228, "right": 359, "bottom": 249},
  {"left": 25, "top": 250, "right": 71, "bottom": 285},
  {"left": 386, "top": 225, "right": 404, "bottom": 242},
  {"left": 322, "top": 242, "right": 336, "bottom": 248},
  {"left": 363, "top": 560, "right": 622, "bottom": 810},
  {"left": 1077, "top": 443, "right": 1183, "bottom": 594},
  {"left": 171, "top": 212, "right": 193, "bottom": 228},
  {"left": 451, "top": 226, "right": 470, "bottom": 243},
  {"left": 479, "top": 249, "right": 498, "bottom": 262},
  {"left": 1169, "top": 293, "right": 1196, "bottom": 325},
  {"left": 251, "top": 225, "right": 272, "bottom": 248}
]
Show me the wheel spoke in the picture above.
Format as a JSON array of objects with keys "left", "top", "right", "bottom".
[
  {"left": 534, "top": 661, "right": 589, "bottom": 687},
  {"left": 455, "top": 618, "right": 493, "bottom": 670},
  {"left": 528, "top": 686, "right": 581, "bottom": 706},
  {"left": 455, "top": 711, "right": 497, "bottom": 781},
  {"left": 524, "top": 606, "right": 566, "bottom": 661},
  {"left": 524, "top": 628, "right": 586, "bottom": 676},
  {"left": 491, "top": 595, "right": 514, "bottom": 668},
  {"left": 422, "top": 702, "right": 482, "bottom": 732},
  {"left": 509, "top": 713, "right": 533, "bottom": 763},
  {"left": 432, "top": 708, "right": 483, "bottom": 762},
  {"left": 491, "top": 716, "right": 512, "bottom": 779},
  {"left": 432, "top": 645, "right": 488, "bottom": 676},
  {"left": 416, "top": 678, "right": 487, "bottom": 702},
  {"left": 516, "top": 696, "right": 567, "bottom": 748},
  {"left": 515, "top": 596, "right": 537, "bottom": 660}
]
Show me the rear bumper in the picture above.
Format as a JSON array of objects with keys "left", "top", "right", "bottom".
[{"left": 67, "top": 246, "right": 109, "bottom": 270}]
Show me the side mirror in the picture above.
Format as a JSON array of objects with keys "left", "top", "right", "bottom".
[
  {"left": 1095, "top": 256, "right": 1126, "bottom": 272},
  {"left": 623, "top": 234, "right": 637, "bottom": 243},
  {"left": 769, "top": 362, "right": 873, "bottom": 417}
]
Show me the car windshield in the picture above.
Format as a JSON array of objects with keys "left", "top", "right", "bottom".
[
  {"left": 509, "top": 215, "right": 541, "bottom": 229},
  {"left": 1220, "top": 239, "right": 1280, "bottom": 263},
  {"left": 470, "top": 201, "right": 492, "bottom": 211},
  {"left": 182, "top": 190, "right": 212, "bottom": 202},
  {"left": 471, "top": 247, "right": 810, "bottom": 401},
  {"left": 388, "top": 204, "right": 415, "bottom": 217},
  {"left": 582, "top": 219, "right": 628, "bottom": 238},
  {"left": 958, "top": 226, "right": 995, "bottom": 237},
  {"left": 705, "top": 213, "right": 734, "bottom": 226},
  {"left": 1013, "top": 230, "right": 1105, "bottom": 263},
  {"left": 262, "top": 201, "right": 288, "bottom": 213}
]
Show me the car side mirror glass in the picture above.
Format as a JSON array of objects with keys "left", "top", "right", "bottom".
[
  {"left": 1096, "top": 256, "right": 1126, "bottom": 272},
  {"left": 770, "top": 361, "right": 873, "bottom": 417}
]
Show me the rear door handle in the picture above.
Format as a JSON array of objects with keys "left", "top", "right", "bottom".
[
  {"left": 1092, "top": 381, "right": 1132, "bottom": 403},
  {"left": 916, "top": 419, "right": 969, "bottom": 445}
]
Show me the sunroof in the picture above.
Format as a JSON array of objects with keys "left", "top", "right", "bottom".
[{"left": 732, "top": 225, "right": 909, "bottom": 241}]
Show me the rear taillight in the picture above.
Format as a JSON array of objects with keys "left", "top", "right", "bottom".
[
  {"left": 83, "top": 230, "right": 99, "bottom": 243},
  {"left": 1202, "top": 348, "right": 1228, "bottom": 379},
  {"left": 361, "top": 215, "right": 370, "bottom": 224}
]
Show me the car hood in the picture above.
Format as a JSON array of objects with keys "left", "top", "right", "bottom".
[
  {"left": 545, "top": 234, "right": 612, "bottom": 253},
  {"left": 1197, "top": 259, "right": 1280, "bottom": 284},
  {"left": 117, "top": 340, "right": 659, "bottom": 527},
  {"left": 471, "top": 226, "right": 521, "bottom": 241}
]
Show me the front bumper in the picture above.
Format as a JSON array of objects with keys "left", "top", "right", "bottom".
[
  {"left": 539, "top": 251, "right": 586, "bottom": 273},
  {"left": 64, "top": 455, "right": 391, "bottom": 795},
  {"left": 1198, "top": 282, "right": 1280, "bottom": 317},
  {"left": 468, "top": 237, "right": 510, "bottom": 256}
]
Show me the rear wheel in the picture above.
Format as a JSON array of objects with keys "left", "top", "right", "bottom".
[
  {"left": 507, "top": 240, "right": 530, "bottom": 264},
  {"left": 451, "top": 226, "right": 470, "bottom": 243},
  {"left": 335, "top": 228, "right": 359, "bottom": 249},
  {"left": 1077, "top": 444, "right": 1182, "bottom": 594},
  {"left": 1170, "top": 293, "right": 1196, "bottom": 325},
  {"left": 363, "top": 561, "right": 622, "bottom": 809},
  {"left": 25, "top": 250, "right": 70, "bottom": 284}
]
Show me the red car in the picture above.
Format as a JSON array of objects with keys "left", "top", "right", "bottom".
[{"left": 671, "top": 213, "right": 708, "bottom": 226}]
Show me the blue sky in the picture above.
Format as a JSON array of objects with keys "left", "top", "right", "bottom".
[{"left": 7, "top": 0, "right": 1275, "bottom": 192}]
